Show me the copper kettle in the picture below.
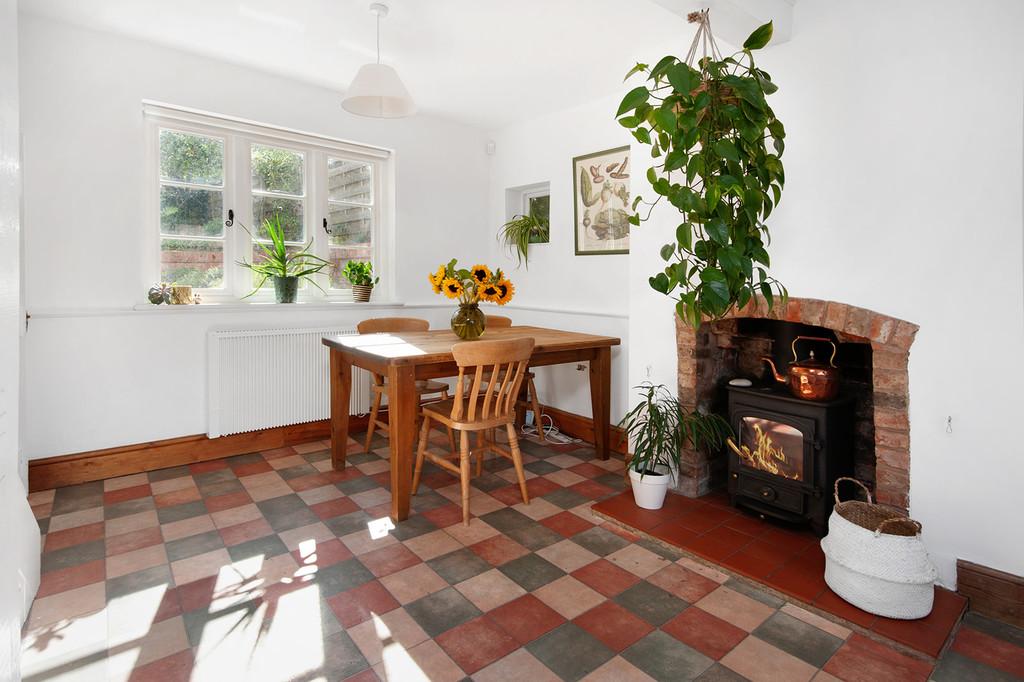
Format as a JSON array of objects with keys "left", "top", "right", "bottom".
[{"left": 762, "top": 336, "right": 840, "bottom": 401}]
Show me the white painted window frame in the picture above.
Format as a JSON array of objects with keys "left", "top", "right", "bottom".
[{"left": 142, "top": 101, "right": 395, "bottom": 303}]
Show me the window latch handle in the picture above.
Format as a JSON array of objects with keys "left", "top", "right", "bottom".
[
  {"left": 323, "top": 217, "right": 329, "bottom": 235},
  {"left": 225, "top": 209, "right": 234, "bottom": 227}
]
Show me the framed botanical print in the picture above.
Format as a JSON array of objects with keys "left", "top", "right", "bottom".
[{"left": 573, "top": 146, "right": 630, "bottom": 255}]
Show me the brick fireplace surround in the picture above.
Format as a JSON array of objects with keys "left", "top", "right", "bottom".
[{"left": 676, "top": 298, "right": 919, "bottom": 509}]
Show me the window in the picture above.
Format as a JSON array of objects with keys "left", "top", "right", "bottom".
[{"left": 144, "top": 102, "right": 392, "bottom": 302}]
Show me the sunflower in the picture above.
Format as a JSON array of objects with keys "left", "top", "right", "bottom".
[
  {"left": 494, "top": 279, "right": 515, "bottom": 305},
  {"left": 442, "top": 277, "right": 464, "bottom": 299},
  {"left": 478, "top": 283, "right": 500, "bottom": 302},
  {"left": 428, "top": 273, "right": 442, "bottom": 294},
  {"left": 470, "top": 264, "right": 492, "bottom": 284}
]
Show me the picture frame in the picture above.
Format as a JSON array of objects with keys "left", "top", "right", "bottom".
[{"left": 572, "top": 145, "right": 630, "bottom": 255}]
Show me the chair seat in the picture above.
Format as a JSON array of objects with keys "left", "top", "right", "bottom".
[{"left": 422, "top": 399, "right": 512, "bottom": 431}]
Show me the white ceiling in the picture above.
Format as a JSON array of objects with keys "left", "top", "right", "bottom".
[{"left": 19, "top": 0, "right": 788, "bottom": 130}]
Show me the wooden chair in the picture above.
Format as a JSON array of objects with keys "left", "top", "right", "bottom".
[
  {"left": 484, "top": 315, "right": 545, "bottom": 442},
  {"left": 357, "top": 317, "right": 453, "bottom": 452},
  {"left": 412, "top": 337, "right": 535, "bottom": 525}
]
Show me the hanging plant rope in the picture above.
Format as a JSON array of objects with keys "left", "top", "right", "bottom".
[{"left": 617, "top": 11, "right": 787, "bottom": 328}]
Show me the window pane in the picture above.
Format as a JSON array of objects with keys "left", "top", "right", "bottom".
[
  {"left": 253, "top": 195, "right": 304, "bottom": 242},
  {"left": 160, "top": 130, "right": 223, "bottom": 186},
  {"left": 160, "top": 238, "right": 224, "bottom": 288},
  {"left": 251, "top": 144, "right": 304, "bottom": 195},
  {"left": 329, "top": 246, "right": 372, "bottom": 289},
  {"left": 160, "top": 186, "right": 224, "bottom": 237},
  {"left": 328, "top": 204, "right": 371, "bottom": 246},
  {"left": 328, "top": 158, "right": 373, "bottom": 204}
]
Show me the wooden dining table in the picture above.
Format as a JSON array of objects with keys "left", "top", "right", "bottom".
[{"left": 322, "top": 325, "right": 621, "bottom": 521}]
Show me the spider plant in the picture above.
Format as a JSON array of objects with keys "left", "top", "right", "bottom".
[
  {"left": 620, "top": 382, "right": 732, "bottom": 477},
  {"left": 498, "top": 212, "right": 549, "bottom": 268},
  {"left": 235, "top": 214, "right": 331, "bottom": 299}
]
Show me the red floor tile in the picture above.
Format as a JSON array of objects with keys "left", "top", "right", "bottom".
[
  {"left": 359, "top": 543, "right": 421, "bottom": 578},
  {"left": 951, "top": 625, "right": 1024, "bottom": 677},
  {"left": 823, "top": 633, "right": 933, "bottom": 682},
  {"left": 489, "top": 484, "right": 530, "bottom": 507},
  {"left": 573, "top": 600, "right": 653, "bottom": 652},
  {"left": 572, "top": 559, "right": 641, "bottom": 597},
  {"left": 189, "top": 459, "right": 229, "bottom": 474},
  {"left": 104, "top": 484, "right": 153, "bottom": 505},
  {"left": 326, "top": 580, "right": 400, "bottom": 628},
  {"left": 524, "top": 477, "right": 561, "bottom": 498},
  {"left": 310, "top": 497, "right": 360, "bottom": 520},
  {"left": 219, "top": 518, "right": 275, "bottom": 546},
  {"left": 153, "top": 487, "right": 202, "bottom": 508},
  {"left": 421, "top": 503, "right": 464, "bottom": 528},
  {"left": 540, "top": 511, "right": 594, "bottom": 538},
  {"left": 662, "top": 606, "right": 747, "bottom": 660},
  {"left": 230, "top": 460, "right": 273, "bottom": 477},
  {"left": 568, "top": 462, "right": 608, "bottom": 479},
  {"left": 106, "top": 526, "right": 165, "bottom": 557},
  {"left": 647, "top": 564, "right": 720, "bottom": 603},
  {"left": 292, "top": 538, "right": 353, "bottom": 569},
  {"left": 37, "top": 559, "right": 105, "bottom": 598},
  {"left": 435, "top": 616, "right": 519, "bottom": 674},
  {"left": 487, "top": 594, "right": 565, "bottom": 645},
  {"left": 44, "top": 521, "right": 105, "bottom": 552},
  {"left": 203, "top": 490, "right": 252, "bottom": 513},
  {"left": 175, "top": 576, "right": 219, "bottom": 614},
  {"left": 287, "top": 473, "right": 335, "bottom": 492},
  {"left": 469, "top": 535, "right": 530, "bottom": 566},
  {"left": 568, "top": 480, "right": 614, "bottom": 500}
]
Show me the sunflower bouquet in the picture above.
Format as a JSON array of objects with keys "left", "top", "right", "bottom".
[{"left": 428, "top": 259, "right": 515, "bottom": 306}]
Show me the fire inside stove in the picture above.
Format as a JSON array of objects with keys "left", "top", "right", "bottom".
[{"left": 734, "top": 417, "right": 804, "bottom": 481}]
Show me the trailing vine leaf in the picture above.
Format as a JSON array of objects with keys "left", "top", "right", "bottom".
[{"left": 616, "top": 16, "right": 787, "bottom": 327}]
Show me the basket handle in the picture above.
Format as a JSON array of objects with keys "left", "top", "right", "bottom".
[
  {"left": 876, "top": 517, "right": 923, "bottom": 536},
  {"left": 834, "top": 477, "right": 872, "bottom": 505}
]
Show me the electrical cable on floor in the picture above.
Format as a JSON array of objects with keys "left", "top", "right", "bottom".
[{"left": 520, "top": 412, "right": 582, "bottom": 444}]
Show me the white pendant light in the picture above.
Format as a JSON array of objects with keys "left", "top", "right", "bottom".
[{"left": 342, "top": 3, "right": 416, "bottom": 118}]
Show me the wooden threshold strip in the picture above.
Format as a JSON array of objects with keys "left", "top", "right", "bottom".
[{"left": 28, "top": 416, "right": 369, "bottom": 492}]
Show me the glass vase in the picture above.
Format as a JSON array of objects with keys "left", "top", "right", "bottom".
[{"left": 451, "top": 303, "right": 486, "bottom": 340}]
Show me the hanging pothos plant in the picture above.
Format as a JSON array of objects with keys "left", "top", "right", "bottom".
[{"left": 617, "top": 13, "right": 787, "bottom": 328}]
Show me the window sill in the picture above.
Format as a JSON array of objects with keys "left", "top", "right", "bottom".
[{"left": 30, "top": 300, "right": 408, "bottom": 319}]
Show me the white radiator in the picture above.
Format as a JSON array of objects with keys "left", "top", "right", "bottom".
[{"left": 207, "top": 327, "right": 372, "bottom": 438}]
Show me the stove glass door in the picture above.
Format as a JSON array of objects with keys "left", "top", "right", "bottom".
[{"left": 737, "top": 416, "right": 805, "bottom": 482}]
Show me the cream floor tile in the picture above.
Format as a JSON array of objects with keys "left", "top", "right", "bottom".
[
  {"left": 348, "top": 608, "right": 430, "bottom": 666},
  {"left": 106, "top": 543, "right": 168, "bottom": 579},
  {"left": 49, "top": 507, "right": 104, "bottom": 533},
  {"left": 170, "top": 548, "right": 232, "bottom": 586},
  {"left": 104, "top": 510, "right": 159, "bottom": 538},
  {"left": 160, "top": 513, "right": 216, "bottom": 542},
  {"left": 27, "top": 582, "right": 107, "bottom": 629}
]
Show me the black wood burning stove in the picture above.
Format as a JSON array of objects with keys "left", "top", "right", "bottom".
[{"left": 726, "top": 385, "right": 854, "bottom": 536}]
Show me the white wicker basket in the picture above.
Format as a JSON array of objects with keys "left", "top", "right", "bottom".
[{"left": 820, "top": 478, "right": 937, "bottom": 620}]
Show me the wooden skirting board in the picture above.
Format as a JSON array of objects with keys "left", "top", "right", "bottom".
[
  {"left": 28, "top": 416, "right": 369, "bottom": 492},
  {"left": 957, "top": 559, "right": 1024, "bottom": 628}
]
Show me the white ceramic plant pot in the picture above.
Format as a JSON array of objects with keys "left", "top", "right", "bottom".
[{"left": 629, "top": 464, "right": 672, "bottom": 510}]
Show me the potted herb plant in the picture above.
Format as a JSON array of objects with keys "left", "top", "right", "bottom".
[
  {"left": 619, "top": 383, "right": 731, "bottom": 509},
  {"left": 236, "top": 214, "right": 331, "bottom": 303},
  {"left": 341, "top": 260, "right": 379, "bottom": 302},
  {"left": 616, "top": 14, "right": 787, "bottom": 327}
]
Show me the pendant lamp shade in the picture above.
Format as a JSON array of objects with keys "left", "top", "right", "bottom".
[
  {"left": 342, "top": 63, "right": 416, "bottom": 118},
  {"left": 341, "top": 3, "right": 416, "bottom": 119}
]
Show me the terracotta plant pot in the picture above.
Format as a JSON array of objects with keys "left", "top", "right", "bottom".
[{"left": 352, "top": 284, "right": 373, "bottom": 302}]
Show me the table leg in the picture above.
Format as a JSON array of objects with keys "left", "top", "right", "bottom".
[
  {"left": 589, "top": 347, "right": 612, "bottom": 461},
  {"left": 330, "top": 349, "right": 352, "bottom": 470},
  {"left": 387, "top": 364, "right": 417, "bottom": 521}
]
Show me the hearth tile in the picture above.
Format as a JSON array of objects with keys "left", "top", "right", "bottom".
[
  {"left": 435, "top": 615, "right": 519, "bottom": 674},
  {"left": 869, "top": 590, "right": 965, "bottom": 659},
  {"left": 486, "top": 594, "right": 565, "bottom": 646},
  {"left": 622, "top": 630, "right": 715, "bottom": 681},
  {"left": 613, "top": 581, "right": 687, "bottom": 626},
  {"left": 722, "top": 544, "right": 789, "bottom": 580},
  {"left": 812, "top": 588, "right": 878, "bottom": 629},
  {"left": 720, "top": 635, "right": 818, "bottom": 682},
  {"left": 723, "top": 513, "right": 772, "bottom": 537},
  {"left": 662, "top": 606, "right": 747, "bottom": 660},
  {"left": 572, "top": 558, "right": 641, "bottom": 597},
  {"left": 573, "top": 600, "right": 653, "bottom": 652},
  {"left": 822, "top": 633, "right": 933, "bottom": 682},
  {"left": 762, "top": 561, "right": 827, "bottom": 602},
  {"left": 648, "top": 522, "right": 701, "bottom": 548},
  {"left": 753, "top": 610, "right": 845, "bottom": 668},
  {"left": 676, "top": 510, "right": 729, "bottom": 534},
  {"left": 686, "top": 526, "right": 753, "bottom": 561}
]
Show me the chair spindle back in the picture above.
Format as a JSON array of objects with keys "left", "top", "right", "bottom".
[{"left": 451, "top": 338, "right": 534, "bottom": 423}]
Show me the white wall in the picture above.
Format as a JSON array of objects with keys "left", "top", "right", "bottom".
[
  {"left": 489, "top": 0, "right": 1024, "bottom": 585},
  {"left": 18, "top": 15, "right": 491, "bottom": 458},
  {"left": 1, "top": 0, "right": 41, "bottom": 670}
]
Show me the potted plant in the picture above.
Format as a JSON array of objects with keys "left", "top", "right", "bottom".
[
  {"left": 616, "top": 14, "right": 787, "bottom": 327},
  {"left": 235, "top": 214, "right": 331, "bottom": 303},
  {"left": 341, "top": 260, "right": 379, "bottom": 302},
  {"left": 498, "top": 209, "right": 549, "bottom": 268},
  {"left": 619, "top": 383, "right": 731, "bottom": 509}
]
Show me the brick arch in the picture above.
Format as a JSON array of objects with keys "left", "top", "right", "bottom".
[{"left": 675, "top": 298, "right": 919, "bottom": 509}]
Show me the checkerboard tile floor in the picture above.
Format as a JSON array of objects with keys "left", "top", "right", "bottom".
[{"left": 23, "top": 432, "right": 1024, "bottom": 681}]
